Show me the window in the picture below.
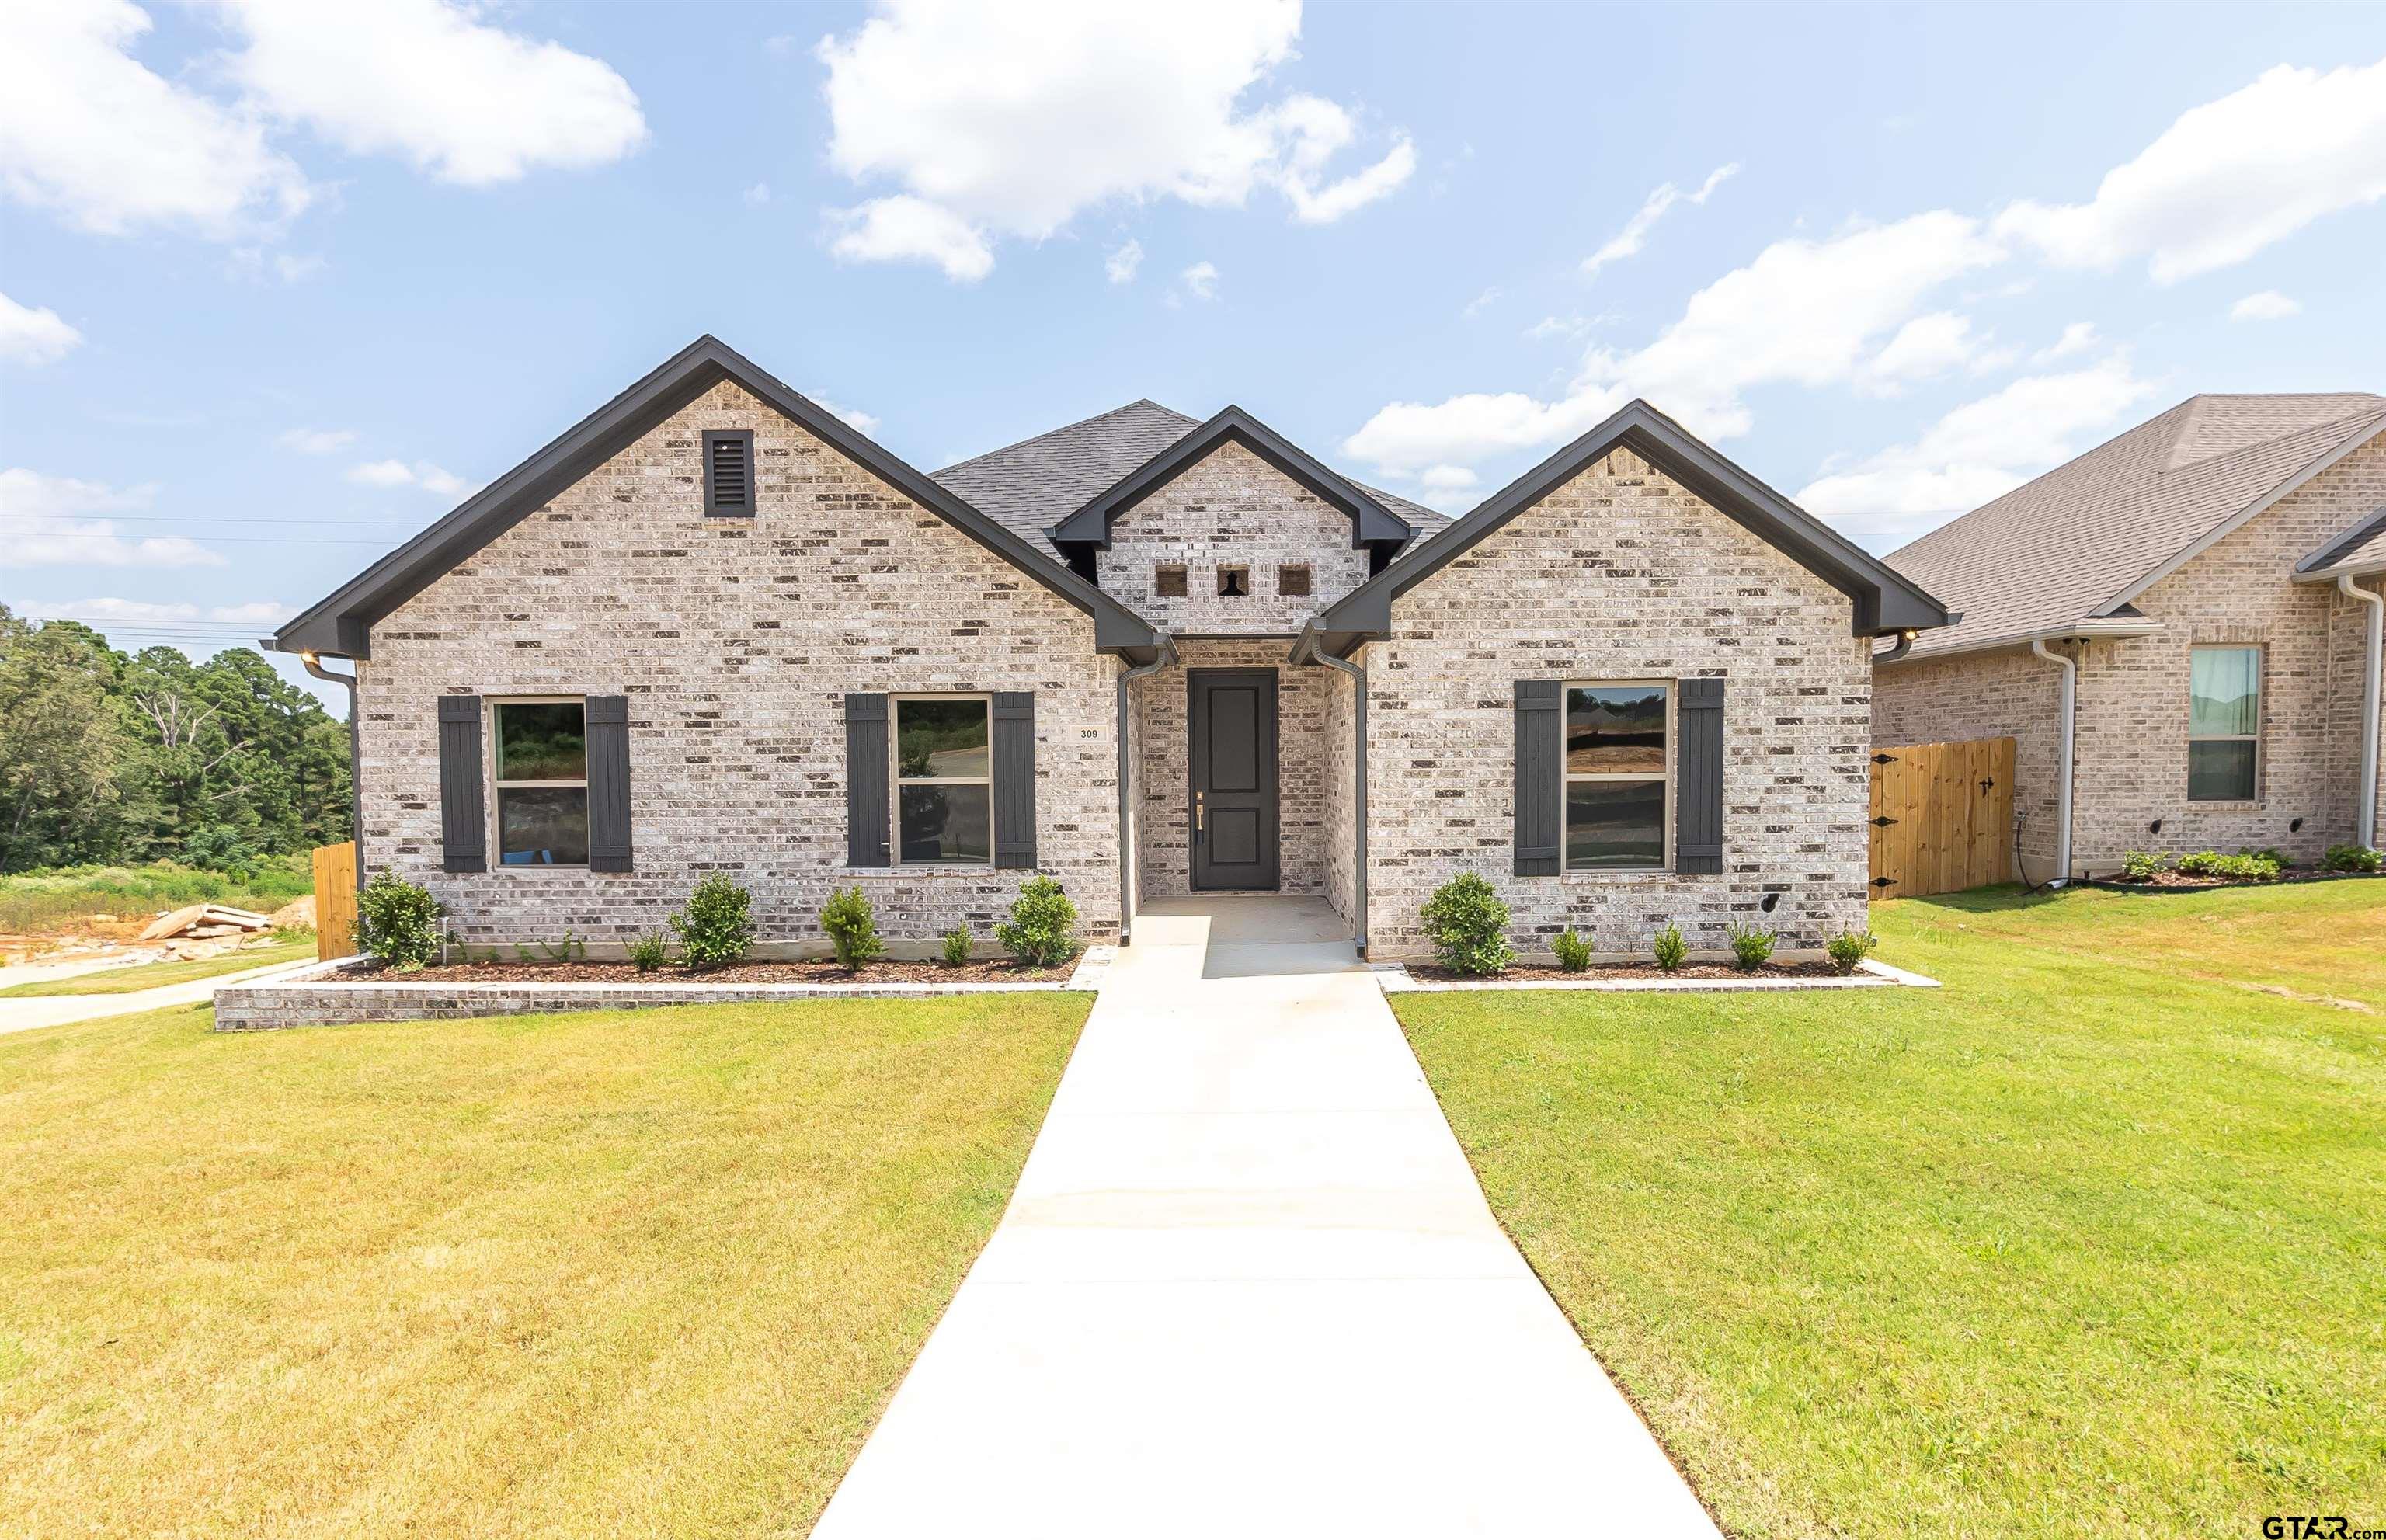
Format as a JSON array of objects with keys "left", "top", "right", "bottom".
[
  {"left": 1277, "top": 564, "right": 1311, "bottom": 596},
  {"left": 1216, "top": 565, "right": 1250, "bottom": 598},
  {"left": 1563, "top": 683, "right": 1668, "bottom": 870},
  {"left": 491, "top": 699, "right": 588, "bottom": 865},
  {"left": 703, "top": 429, "right": 754, "bottom": 516},
  {"left": 1155, "top": 563, "right": 1188, "bottom": 597},
  {"left": 2188, "top": 646, "right": 2260, "bottom": 800},
  {"left": 893, "top": 697, "right": 992, "bottom": 864}
]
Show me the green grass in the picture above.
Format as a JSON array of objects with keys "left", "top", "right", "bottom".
[
  {"left": 0, "top": 857, "right": 312, "bottom": 935},
  {"left": 0, "top": 938, "right": 315, "bottom": 996},
  {"left": 1396, "top": 881, "right": 2386, "bottom": 1539},
  {"left": 0, "top": 992, "right": 1092, "bottom": 1538}
]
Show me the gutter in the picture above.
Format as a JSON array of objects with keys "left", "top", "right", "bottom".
[
  {"left": 1880, "top": 617, "right": 2157, "bottom": 667},
  {"left": 287, "top": 646, "right": 366, "bottom": 893},
  {"left": 1291, "top": 620, "right": 1369, "bottom": 955},
  {"left": 2029, "top": 639, "right": 2077, "bottom": 888},
  {"left": 1114, "top": 633, "right": 1177, "bottom": 944},
  {"left": 2340, "top": 575, "right": 2384, "bottom": 850},
  {"left": 1874, "top": 628, "right": 1918, "bottom": 664}
]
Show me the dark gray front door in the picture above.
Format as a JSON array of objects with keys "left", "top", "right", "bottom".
[{"left": 1188, "top": 669, "right": 1281, "bottom": 891}]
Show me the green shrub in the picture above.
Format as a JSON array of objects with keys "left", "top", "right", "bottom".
[
  {"left": 356, "top": 871, "right": 442, "bottom": 971},
  {"left": 2117, "top": 850, "right": 2169, "bottom": 882},
  {"left": 1651, "top": 923, "right": 1687, "bottom": 972},
  {"left": 1420, "top": 872, "right": 1513, "bottom": 976},
  {"left": 941, "top": 923, "right": 973, "bottom": 966},
  {"left": 627, "top": 931, "right": 670, "bottom": 972},
  {"left": 672, "top": 874, "right": 756, "bottom": 969},
  {"left": 1824, "top": 926, "right": 1877, "bottom": 975},
  {"left": 1552, "top": 927, "right": 1591, "bottom": 972},
  {"left": 996, "top": 875, "right": 1080, "bottom": 968},
  {"left": 819, "top": 886, "right": 884, "bottom": 971},
  {"left": 1727, "top": 920, "right": 1776, "bottom": 972},
  {"left": 2249, "top": 846, "right": 2291, "bottom": 869},
  {"left": 2177, "top": 850, "right": 2280, "bottom": 882},
  {"left": 2322, "top": 843, "right": 2381, "bottom": 874}
]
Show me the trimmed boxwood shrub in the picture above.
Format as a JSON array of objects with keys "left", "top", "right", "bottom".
[
  {"left": 996, "top": 874, "right": 1080, "bottom": 968},
  {"left": 1421, "top": 872, "right": 1512, "bottom": 976},
  {"left": 356, "top": 871, "right": 442, "bottom": 972},
  {"left": 673, "top": 874, "right": 757, "bottom": 969}
]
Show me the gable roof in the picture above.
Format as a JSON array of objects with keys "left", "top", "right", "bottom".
[
  {"left": 1049, "top": 405, "right": 1419, "bottom": 551},
  {"left": 1886, "top": 392, "right": 2386, "bottom": 659},
  {"left": 270, "top": 335, "right": 1160, "bottom": 659},
  {"left": 2297, "top": 505, "right": 2386, "bottom": 582},
  {"left": 1310, "top": 398, "right": 1953, "bottom": 657}
]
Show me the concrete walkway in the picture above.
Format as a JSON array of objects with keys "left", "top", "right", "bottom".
[
  {"left": 0, "top": 956, "right": 319, "bottom": 1038},
  {"left": 813, "top": 895, "right": 1719, "bottom": 1538}
]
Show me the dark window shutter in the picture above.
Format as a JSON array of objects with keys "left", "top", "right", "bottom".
[
  {"left": 1675, "top": 677, "right": 1725, "bottom": 874},
  {"left": 992, "top": 692, "right": 1037, "bottom": 870},
  {"left": 704, "top": 430, "right": 753, "bottom": 516},
  {"left": 586, "top": 694, "right": 632, "bottom": 872},
  {"left": 437, "top": 694, "right": 486, "bottom": 873},
  {"left": 1513, "top": 680, "right": 1562, "bottom": 876},
  {"left": 845, "top": 693, "right": 890, "bottom": 867}
]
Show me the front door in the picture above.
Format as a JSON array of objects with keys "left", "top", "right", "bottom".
[{"left": 1188, "top": 669, "right": 1281, "bottom": 891}]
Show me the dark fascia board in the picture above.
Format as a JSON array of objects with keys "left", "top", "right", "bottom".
[
  {"left": 1314, "top": 398, "right": 1955, "bottom": 652},
  {"left": 2297, "top": 504, "right": 2386, "bottom": 575},
  {"left": 271, "top": 334, "right": 1157, "bottom": 659},
  {"left": 1047, "top": 405, "right": 1414, "bottom": 551}
]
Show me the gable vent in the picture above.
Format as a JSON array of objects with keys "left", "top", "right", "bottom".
[{"left": 704, "top": 430, "right": 754, "bottom": 516}]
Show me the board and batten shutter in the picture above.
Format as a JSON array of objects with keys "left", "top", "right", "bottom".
[
  {"left": 1674, "top": 676, "right": 1726, "bottom": 874},
  {"left": 437, "top": 694, "right": 487, "bottom": 873},
  {"left": 991, "top": 692, "right": 1037, "bottom": 870},
  {"left": 845, "top": 693, "right": 891, "bottom": 867},
  {"left": 1512, "top": 680, "right": 1563, "bottom": 876},
  {"left": 586, "top": 694, "right": 633, "bottom": 872}
]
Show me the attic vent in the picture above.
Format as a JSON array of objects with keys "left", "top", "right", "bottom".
[{"left": 704, "top": 430, "right": 755, "bottom": 516}]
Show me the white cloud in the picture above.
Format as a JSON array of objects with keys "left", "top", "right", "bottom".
[
  {"left": 1345, "top": 210, "right": 2006, "bottom": 473},
  {"left": 809, "top": 394, "right": 881, "bottom": 435},
  {"left": 1105, "top": 238, "right": 1144, "bottom": 285},
  {"left": 1524, "top": 313, "right": 1602, "bottom": 342},
  {"left": 215, "top": 0, "right": 647, "bottom": 186},
  {"left": 347, "top": 458, "right": 472, "bottom": 497},
  {"left": 1462, "top": 286, "right": 1501, "bottom": 319},
  {"left": 0, "top": 467, "right": 224, "bottom": 568},
  {"left": 0, "top": 291, "right": 82, "bottom": 364},
  {"left": 827, "top": 195, "right": 994, "bottom": 282},
  {"left": 1994, "top": 55, "right": 2386, "bottom": 283},
  {"left": 2034, "top": 321, "right": 2099, "bottom": 362},
  {"left": 1858, "top": 311, "right": 2004, "bottom": 394},
  {"left": 1581, "top": 162, "right": 1737, "bottom": 281},
  {"left": 743, "top": 182, "right": 771, "bottom": 207},
  {"left": 815, "top": 0, "right": 1412, "bottom": 278},
  {"left": 277, "top": 427, "right": 356, "bottom": 454},
  {"left": 1795, "top": 356, "right": 2159, "bottom": 549},
  {"left": 0, "top": 0, "right": 311, "bottom": 239},
  {"left": 2231, "top": 290, "right": 2302, "bottom": 322},
  {"left": 1418, "top": 464, "right": 1478, "bottom": 492},
  {"left": 1181, "top": 260, "right": 1219, "bottom": 301}
]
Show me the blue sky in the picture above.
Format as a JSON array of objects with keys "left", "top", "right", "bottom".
[{"left": 5, "top": 1, "right": 2383, "bottom": 708}]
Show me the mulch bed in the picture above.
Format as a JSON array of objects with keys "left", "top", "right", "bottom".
[
  {"left": 2098, "top": 869, "right": 2378, "bottom": 891},
  {"left": 1406, "top": 958, "right": 1849, "bottom": 983},
  {"left": 353, "top": 957, "right": 1076, "bottom": 985}
]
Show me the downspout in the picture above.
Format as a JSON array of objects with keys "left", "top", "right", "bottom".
[
  {"left": 2029, "top": 639, "right": 2076, "bottom": 888},
  {"left": 1293, "top": 622, "right": 1369, "bottom": 957},
  {"left": 298, "top": 650, "right": 365, "bottom": 892},
  {"left": 1875, "top": 628, "right": 1918, "bottom": 664},
  {"left": 1115, "top": 632, "right": 1177, "bottom": 944},
  {"left": 2340, "top": 575, "right": 2384, "bottom": 850}
]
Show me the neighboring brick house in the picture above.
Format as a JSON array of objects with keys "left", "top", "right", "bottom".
[
  {"left": 272, "top": 335, "right": 1949, "bottom": 959},
  {"left": 1875, "top": 393, "right": 2386, "bottom": 885}
]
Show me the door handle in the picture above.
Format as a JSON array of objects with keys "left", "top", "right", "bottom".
[{"left": 1195, "top": 791, "right": 1204, "bottom": 833}]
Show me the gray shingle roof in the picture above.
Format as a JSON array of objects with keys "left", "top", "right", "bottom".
[
  {"left": 1887, "top": 392, "right": 2386, "bottom": 658},
  {"left": 930, "top": 399, "right": 1448, "bottom": 563},
  {"left": 2302, "top": 507, "right": 2386, "bottom": 578}
]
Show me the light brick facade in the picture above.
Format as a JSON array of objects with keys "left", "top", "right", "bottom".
[{"left": 1875, "top": 430, "right": 2386, "bottom": 878}]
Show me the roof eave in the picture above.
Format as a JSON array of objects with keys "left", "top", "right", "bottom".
[{"left": 1879, "top": 618, "right": 2164, "bottom": 666}]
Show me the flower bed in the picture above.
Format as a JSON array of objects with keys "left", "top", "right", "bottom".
[
  {"left": 2092, "top": 869, "right": 2379, "bottom": 892},
  {"left": 370, "top": 957, "right": 1071, "bottom": 986},
  {"left": 1376, "top": 958, "right": 1939, "bottom": 994},
  {"left": 1406, "top": 958, "right": 1845, "bottom": 984}
]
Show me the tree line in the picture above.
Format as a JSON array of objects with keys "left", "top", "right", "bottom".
[{"left": 0, "top": 605, "right": 352, "bottom": 873}]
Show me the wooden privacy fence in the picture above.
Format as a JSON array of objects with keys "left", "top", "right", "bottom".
[
  {"left": 311, "top": 842, "right": 357, "bottom": 961},
  {"left": 1868, "top": 738, "right": 2015, "bottom": 899}
]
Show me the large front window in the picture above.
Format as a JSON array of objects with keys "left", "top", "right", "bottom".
[
  {"left": 1564, "top": 683, "right": 1668, "bottom": 870},
  {"left": 492, "top": 699, "right": 588, "bottom": 865},
  {"left": 2187, "top": 646, "right": 2261, "bottom": 801},
  {"left": 894, "top": 696, "right": 992, "bottom": 864}
]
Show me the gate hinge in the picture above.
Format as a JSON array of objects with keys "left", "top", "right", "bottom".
[
  {"left": 1978, "top": 777, "right": 1995, "bottom": 793},
  {"left": 1871, "top": 876, "right": 1898, "bottom": 888},
  {"left": 1872, "top": 753, "right": 1897, "bottom": 765},
  {"left": 1869, "top": 815, "right": 1899, "bottom": 827}
]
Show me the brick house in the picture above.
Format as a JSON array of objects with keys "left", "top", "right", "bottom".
[
  {"left": 1875, "top": 393, "right": 2386, "bottom": 885},
  {"left": 271, "top": 336, "right": 1949, "bottom": 959}
]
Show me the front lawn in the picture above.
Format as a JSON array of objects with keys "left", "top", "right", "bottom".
[
  {"left": 1396, "top": 882, "right": 2386, "bottom": 1538},
  {"left": 0, "top": 938, "right": 315, "bottom": 996},
  {"left": 0, "top": 992, "right": 1090, "bottom": 1538}
]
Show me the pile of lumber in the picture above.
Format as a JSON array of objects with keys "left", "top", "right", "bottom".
[{"left": 138, "top": 903, "right": 273, "bottom": 942}]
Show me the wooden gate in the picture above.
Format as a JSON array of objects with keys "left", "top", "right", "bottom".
[
  {"left": 311, "top": 842, "right": 358, "bottom": 961},
  {"left": 1868, "top": 738, "right": 2015, "bottom": 899}
]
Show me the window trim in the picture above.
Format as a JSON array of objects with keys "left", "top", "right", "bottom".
[
  {"left": 1560, "top": 679, "right": 1674, "bottom": 874},
  {"left": 2186, "top": 643, "right": 2263, "bottom": 803},
  {"left": 701, "top": 429, "right": 756, "bottom": 517},
  {"left": 485, "top": 694, "right": 590, "bottom": 870},
  {"left": 889, "top": 693, "right": 996, "bottom": 867}
]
